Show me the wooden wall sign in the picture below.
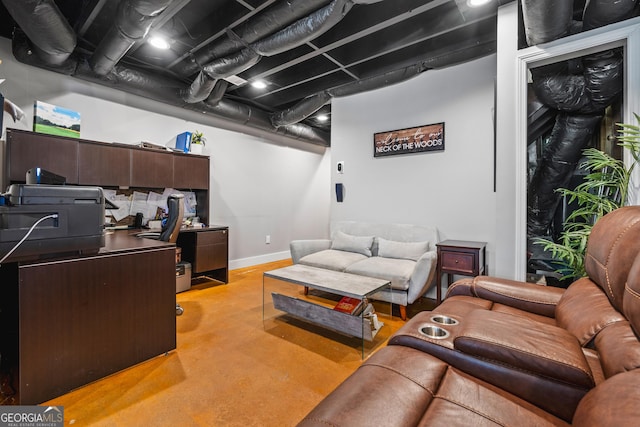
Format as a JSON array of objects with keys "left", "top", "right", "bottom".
[{"left": 373, "top": 122, "right": 444, "bottom": 158}]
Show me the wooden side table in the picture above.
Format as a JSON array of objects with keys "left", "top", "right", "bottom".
[{"left": 436, "top": 240, "right": 487, "bottom": 304}]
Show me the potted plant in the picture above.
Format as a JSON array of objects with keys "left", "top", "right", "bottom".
[
  {"left": 190, "top": 130, "right": 206, "bottom": 154},
  {"left": 535, "top": 113, "right": 640, "bottom": 279}
]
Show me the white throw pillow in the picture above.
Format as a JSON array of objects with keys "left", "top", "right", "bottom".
[
  {"left": 331, "top": 231, "right": 374, "bottom": 257},
  {"left": 377, "top": 237, "right": 430, "bottom": 261}
]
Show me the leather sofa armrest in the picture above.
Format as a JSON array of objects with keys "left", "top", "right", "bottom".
[
  {"left": 289, "top": 239, "right": 331, "bottom": 264},
  {"left": 446, "top": 275, "right": 565, "bottom": 317},
  {"left": 573, "top": 370, "right": 640, "bottom": 426},
  {"left": 454, "top": 310, "right": 595, "bottom": 389}
]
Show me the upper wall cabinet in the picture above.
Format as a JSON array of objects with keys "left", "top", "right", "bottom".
[
  {"left": 130, "top": 148, "right": 174, "bottom": 188},
  {"left": 4, "top": 129, "right": 210, "bottom": 192},
  {"left": 5, "top": 129, "right": 79, "bottom": 184},
  {"left": 173, "top": 154, "right": 209, "bottom": 190},
  {"left": 78, "top": 142, "right": 131, "bottom": 187}
]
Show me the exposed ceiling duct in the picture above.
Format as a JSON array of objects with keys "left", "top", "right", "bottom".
[
  {"left": 0, "top": 0, "right": 76, "bottom": 66},
  {"left": 524, "top": 0, "right": 638, "bottom": 241},
  {"left": 0, "top": 0, "right": 504, "bottom": 147},
  {"left": 89, "top": 0, "right": 174, "bottom": 76},
  {"left": 172, "top": 0, "right": 334, "bottom": 78},
  {"left": 182, "top": 0, "right": 358, "bottom": 104}
]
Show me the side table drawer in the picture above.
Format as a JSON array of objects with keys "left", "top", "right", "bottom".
[{"left": 440, "top": 251, "right": 475, "bottom": 274}]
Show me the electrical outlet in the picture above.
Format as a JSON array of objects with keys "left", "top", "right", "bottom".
[{"left": 265, "top": 235, "right": 271, "bottom": 244}]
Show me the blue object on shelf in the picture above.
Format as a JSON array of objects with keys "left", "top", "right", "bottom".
[{"left": 175, "top": 132, "right": 192, "bottom": 153}]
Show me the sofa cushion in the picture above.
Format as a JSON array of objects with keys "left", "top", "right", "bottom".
[
  {"left": 556, "top": 277, "right": 626, "bottom": 346},
  {"left": 593, "top": 320, "right": 640, "bottom": 378},
  {"left": 377, "top": 237, "right": 430, "bottom": 261},
  {"left": 298, "top": 249, "right": 368, "bottom": 272},
  {"left": 346, "top": 256, "right": 415, "bottom": 290},
  {"left": 330, "top": 231, "right": 374, "bottom": 256}
]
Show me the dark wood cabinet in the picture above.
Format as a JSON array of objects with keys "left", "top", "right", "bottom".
[
  {"left": 177, "top": 227, "right": 229, "bottom": 283},
  {"left": 173, "top": 154, "right": 209, "bottom": 189},
  {"left": 78, "top": 141, "right": 131, "bottom": 186},
  {"left": 3, "top": 129, "right": 211, "bottom": 222},
  {"left": 131, "top": 148, "right": 174, "bottom": 188},
  {"left": 436, "top": 240, "right": 487, "bottom": 304},
  {"left": 0, "top": 234, "right": 176, "bottom": 404},
  {"left": 5, "top": 129, "right": 79, "bottom": 184}
]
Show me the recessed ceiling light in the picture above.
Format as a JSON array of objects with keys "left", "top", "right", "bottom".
[
  {"left": 317, "top": 114, "right": 329, "bottom": 122},
  {"left": 148, "top": 36, "right": 170, "bottom": 50},
  {"left": 251, "top": 80, "right": 267, "bottom": 89},
  {"left": 467, "top": 0, "right": 491, "bottom": 6}
]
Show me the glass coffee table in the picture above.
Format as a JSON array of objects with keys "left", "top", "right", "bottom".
[{"left": 263, "top": 264, "right": 391, "bottom": 359}]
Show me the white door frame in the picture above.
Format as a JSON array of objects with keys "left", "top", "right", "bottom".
[{"left": 514, "top": 17, "right": 640, "bottom": 280}]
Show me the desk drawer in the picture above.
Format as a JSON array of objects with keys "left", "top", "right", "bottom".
[
  {"left": 195, "top": 243, "right": 227, "bottom": 272},
  {"left": 440, "top": 251, "right": 475, "bottom": 274},
  {"left": 197, "top": 229, "right": 227, "bottom": 245}
]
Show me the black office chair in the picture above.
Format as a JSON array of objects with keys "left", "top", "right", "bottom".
[
  {"left": 168, "top": 195, "right": 188, "bottom": 316},
  {"left": 138, "top": 194, "right": 186, "bottom": 315},
  {"left": 163, "top": 195, "right": 186, "bottom": 316},
  {"left": 161, "top": 194, "right": 185, "bottom": 244}
]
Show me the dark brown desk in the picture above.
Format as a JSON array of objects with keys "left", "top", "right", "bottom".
[
  {"left": 177, "top": 226, "right": 229, "bottom": 283},
  {"left": 0, "top": 231, "right": 176, "bottom": 404}
]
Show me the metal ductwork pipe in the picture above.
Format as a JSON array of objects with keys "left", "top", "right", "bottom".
[
  {"left": 269, "top": 38, "right": 494, "bottom": 128},
  {"left": 9, "top": 34, "right": 329, "bottom": 145},
  {"left": 197, "top": 99, "right": 329, "bottom": 145},
  {"left": 253, "top": 0, "right": 354, "bottom": 56},
  {"left": 182, "top": 0, "right": 355, "bottom": 104},
  {"left": 582, "top": 0, "right": 639, "bottom": 31},
  {"left": 1, "top": 0, "right": 76, "bottom": 66},
  {"left": 521, "top": 0, "right": 573, "bottom": 46},
  {"left": 330, "top": 63, "right": 429, "bottom": 98},
  {"left": 183, "top": 50, "right": 261, "bottom": 103},
  {"left": 271, "top": 61, "right": 429, "bottom": 128},
  {"left": 10, "top": 29, "right": 78, "bottom": 75},
  {"left": 174, "top": 0, "right": 333, "bottom": 77},
  {"left": 90, "top": 0, "right": 174, "bottom": 76},
  {"left": 271, "top": 92, "right": 332, "bottom": 128},
  {"left": 527, "top": 113, "right": 603, "bottom": 237},
  {"left": 523, "top": 0, "right": 637, "bottom": 243},
  {"left": 530, "top": 50, "right": 624, "bottom": 114}
]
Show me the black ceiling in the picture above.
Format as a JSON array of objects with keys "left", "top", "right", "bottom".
[{"left": 0, "top": 0, "right": 512, "bottom": 145}]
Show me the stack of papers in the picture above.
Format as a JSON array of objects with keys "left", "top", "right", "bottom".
[{"left": 103, "top": 188, "right": 197, "bottom": 224}]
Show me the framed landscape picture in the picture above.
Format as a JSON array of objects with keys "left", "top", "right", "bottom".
[{"left": 33, "top": 100, "right": 81, "bottom": 138}]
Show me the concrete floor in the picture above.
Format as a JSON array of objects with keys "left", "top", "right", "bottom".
[{"left": 35, "top": 259, "right": 434, "bottom": 426}]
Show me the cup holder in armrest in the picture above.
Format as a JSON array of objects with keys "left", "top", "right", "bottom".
[
  {"left": 430, "top": 315, "right": 459, "bottom": 326},
  {"left": 419, "top": 324, "right": 450, "bottom": 339}
]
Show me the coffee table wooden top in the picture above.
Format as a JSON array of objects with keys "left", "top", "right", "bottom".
[{"left": 264, "top": 264, "right": 390, "bottom": 299}]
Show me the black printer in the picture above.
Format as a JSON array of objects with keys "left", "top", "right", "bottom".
[{"left": 0, "top": 184, "right": 106, "bottom": 262}]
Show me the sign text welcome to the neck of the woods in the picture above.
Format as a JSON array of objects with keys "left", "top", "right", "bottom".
[{"left": 373, "top": 122, "right": 444, "bottom": 158}]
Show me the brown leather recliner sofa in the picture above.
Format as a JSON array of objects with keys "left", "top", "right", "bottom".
[{"left": 298, "top": 206, "right": 640, "bottom": 426}]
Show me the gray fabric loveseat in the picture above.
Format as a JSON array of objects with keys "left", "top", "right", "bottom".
[{"left": 290, "top": 221, "right": 439, "bottom": 320}]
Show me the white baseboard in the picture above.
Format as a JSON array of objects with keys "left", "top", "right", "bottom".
[{"left": 229, "top": 250, "right": 291, "bottom": 270}]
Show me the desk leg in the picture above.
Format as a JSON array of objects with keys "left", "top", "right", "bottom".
[{"left": 436, "top": 264, "right": 442, "bottom": 305}]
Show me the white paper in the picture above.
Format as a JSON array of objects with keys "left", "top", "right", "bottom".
[
  {"left": 112, "top": 194, "right": 131, "bottom": 221},
  {"left": 130, "top": 191, "right": 149, "bottom": 216}
]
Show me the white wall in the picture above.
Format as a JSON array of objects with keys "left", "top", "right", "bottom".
[
  {"left": 0, "top": 38, "right": 330, "bottom": 268},
  {"left": 330, "top": 54, "right": 498, "bottom": 270}
]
